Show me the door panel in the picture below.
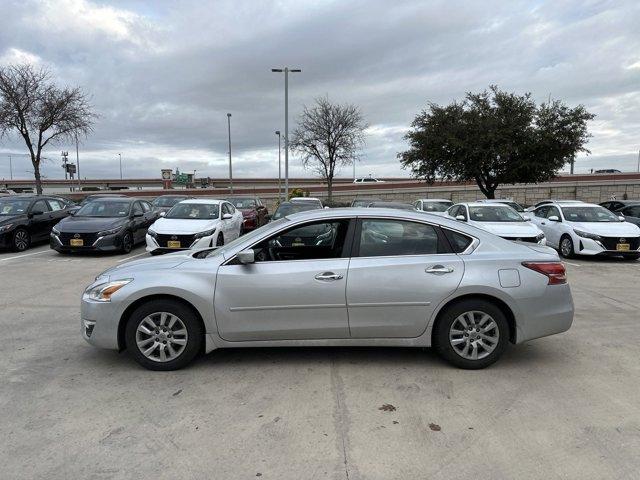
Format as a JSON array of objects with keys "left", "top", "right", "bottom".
[
  {"left": 347, "top": 255, "right": 463, "bottom": 337},
  {"left": 215, "top": 259, "right": 350, "bottom": 341}
]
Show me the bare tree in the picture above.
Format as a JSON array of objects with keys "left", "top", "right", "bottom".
[
  {"left": 0, "top": 64, "right": 96, "bottom": 194},
  {"left": 290, "top": 96, "right": 366, "bottom": 201}
]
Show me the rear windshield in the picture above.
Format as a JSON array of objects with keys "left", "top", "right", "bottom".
[
  {"left": 152, "top": 196, "right": 188, "bottom": 207},
  {"left": 273, "top": 203, "right": 319, "bottom": 219},
  {"left": 228, "top": 198, "right": 257, "bottom": 209}
]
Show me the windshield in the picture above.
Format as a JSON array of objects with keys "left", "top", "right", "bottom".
[
  {"left": 76, "top": 201, "right": 132, "bottom": 217},
  {"left": 562, "top": 206, "right": 619, "bottom": 222},
  {"left": 273, "top": 203, "right": 319, "bottom": 220},
  {"left": 469, "top": 206, "right": 523, "bottom": 222},
  {"left": 0, "top": 199, "right": 31, "bottom": 215},
  {"left": 166, "top": 203, "right": 219, "bottom": 220},
  {"left": 227, "top": 198, "right": 257, "bottom": 209},
  {"left": 152, "top": 196, "right": 187, "bottom": 207},
  {"left": 422, "top": 201, "right": 452, "bottom": 212},
  {"left": 205, "top": 218, "right": 289, "bottom": 258}
]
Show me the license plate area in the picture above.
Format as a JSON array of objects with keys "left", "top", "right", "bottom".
[
  {"left": 616, "top": 243, "right": 630, "bottom": 251},
  {"left": 70, "top": 239, "right": 84, "bottom": 247},
  {"left": 167, "top": 240, "right": 181, "bottom": 248}
]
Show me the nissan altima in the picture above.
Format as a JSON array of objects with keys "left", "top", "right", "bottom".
[{"left": 81, "top": 208, "right": 573, "bottom": 371}]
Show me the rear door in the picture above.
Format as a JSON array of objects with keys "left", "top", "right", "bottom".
[
  {"left": 28, "top": 199, "right": 52, "bottom": 240},
  {"left": 214, "top": 218, "right": 354, "bottom": 341},
  {"left": 346, "top": 217, "right": 464, "bottom": 338}
]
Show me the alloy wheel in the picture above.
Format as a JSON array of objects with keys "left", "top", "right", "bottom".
[
  {"left": 135, "top": 312, "right": 188, "bottom": 362},
  {"left": 122, "top": 232, "right": 133, "bottom": 253},
  {"left": 560, "top": 238, "right": 573, "bottom": 257},
  {"left": 448, "top": 310, "right": 499, "bottom": 360},
  {"left": 14, "top": 229, "right": 30, "bottom": 251}
]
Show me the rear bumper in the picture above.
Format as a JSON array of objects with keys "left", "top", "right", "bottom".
[{"left": 514, "top": 283, "right": 574, "bottom": 343}]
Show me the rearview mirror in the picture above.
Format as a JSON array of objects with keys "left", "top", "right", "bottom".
[
  {"left": 455, "top": 215, "right": 466, "bottom": 221},
  {"left": 237, "top": 249, "right": 255, "bottom": 264},
  {"left": 548, "top": 215, "right": 560, "bottom": 222}
]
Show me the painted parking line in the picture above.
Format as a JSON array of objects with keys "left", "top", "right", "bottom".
[
  {"left": 563, "top": 261, "right": 581, "bottom": 267},
  {"left": 0, "top": 249, "right": 51, "bottom": 262},
  {"left": 116, "top": 251, "right": 149, "bottom": 263}
]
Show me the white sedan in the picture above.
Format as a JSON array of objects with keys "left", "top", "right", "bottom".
[
  {"left": 530, "top": 201, "right": 640, "bottom": 259},
  {"left": 146, "top": 199, "right": 243, "bottom": 254},
  {"left": 447, "top": 202, "right": 546, "bottom": 245}
]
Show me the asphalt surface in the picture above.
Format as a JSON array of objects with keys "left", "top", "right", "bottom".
[{"left": 1, "top": 242, "right": 639, "bottom": 479}]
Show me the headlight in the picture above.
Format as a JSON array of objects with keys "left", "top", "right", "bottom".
[
  {"left": 84, "top": 279, "right": 132, "bottom": 302},
  {"left": 98, "top": 227, "right": 123, "bottom": 237},
  {"left": 147, "top": 228, "right": 157, "bottom": 238},
  {"left": 574, "top": 229, "right": 601, "bottom": 241},
  {"left": 193, "top": 229, "right": 216, "bottom": 239},
  {"left": 0, "top": 223, "right": 14, "bottom": 233},
  {"left": 51, "top": 226, "right": 60, "bottom": 235}
]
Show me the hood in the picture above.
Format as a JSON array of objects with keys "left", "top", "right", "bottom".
[
  {"left": 470, "top": 221, "right": 541, "bottom": 237},
  {"left": 567, "top": 221, "right": 640, "bottom": 236},
  {"left": 0, "top": 214, "right": 24, "bottom": 225},
  {"left": 100, "top": 250, "right": 196, "bottom": 278},
  {"left": 57, "top": 215, "right": 128, "bottom": 233},
  {"left": 151, "top": 217, "right": 221, "bottom": 234}
]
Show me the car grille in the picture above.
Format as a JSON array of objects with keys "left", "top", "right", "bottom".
[
  {"left": 155, "top": 234, "right": 196, "bottom": 248},
  {"left": 599, "top": 236, "right": 640, "bottom": 250},
  {"left": 59, "top": 232, "right": 99, "bottom": 246},
  {"left": 502, "top": 236, "right": 538, "bottom": 243}
]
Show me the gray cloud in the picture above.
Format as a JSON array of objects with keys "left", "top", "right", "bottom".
[{"left": 1, "top": 0, "right": 639, "bottom": 181}]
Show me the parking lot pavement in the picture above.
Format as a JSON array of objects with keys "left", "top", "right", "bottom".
[{"left": 1, "top": 250, "right": 639, "bottom": 480}]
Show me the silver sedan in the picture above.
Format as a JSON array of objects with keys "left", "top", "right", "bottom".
[{"left": 81, "top": 208, "right": 574, "bottom": 370}]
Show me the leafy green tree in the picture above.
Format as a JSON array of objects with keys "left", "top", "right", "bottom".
[{"left": 398, "top": 86, "right": 594, "bottom": 198}]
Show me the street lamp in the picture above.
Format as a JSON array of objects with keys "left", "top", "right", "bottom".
[
  {"left": 275, "top": 130, "right": 282, "bottom": 202},
  {"left": 118, "top": 153, "right": 122, "bottom": 180},
  {"left": 271, "top": 67, "right": 301, "bottom": 199},
  {"left": 227, "top": 113, "right": 233, "bottom": 194}
]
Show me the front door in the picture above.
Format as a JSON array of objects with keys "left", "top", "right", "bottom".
[
  {"left": 29, "top": 199, "right": 53, "bottom": 241},
  {"left": 214, "top": 218, "right": 353, "bottom": 341},
  {"left": 347, "top": 218, "right": 464, "bottom": 338}
]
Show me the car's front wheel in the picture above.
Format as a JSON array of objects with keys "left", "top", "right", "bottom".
[
  {"left": 559, "top": 234, "right": 575, "bottom": 258},
  {"left": 13, "top": 228, "right": 30, "bottom": 252},
  {"left": 125, "top": 299, "right": 203, "bottom": 371},
  {"left": 433, "top": 299, "right": 509, "bottom": 369},
  {"left": 121, "top": 231, "right": 133, "bottom": 254}
]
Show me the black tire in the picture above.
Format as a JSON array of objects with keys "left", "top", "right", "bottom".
[
  {"left": 433, "top": 299, "right": 509, "bottom": 369},
  {"left": 13, "top": 228, "right": 31, "bottom": 252},
  {"left": 216, "top": 233, "right": 224, "bottom": 246},
  {"left": 121, "top": 231, "right": 133, "bottom": 254},
  {"left": 559, "top": 234, "right": 575, "bottom": 258},
  {"left": 125, "top": 299, "right": 203, "bottom": 371}
]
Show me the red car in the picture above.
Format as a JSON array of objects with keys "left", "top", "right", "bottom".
[{"left": 226, "top": 196, "right": 269, "bottom": 232}]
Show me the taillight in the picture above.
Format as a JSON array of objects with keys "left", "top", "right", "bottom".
[{"left": 522, "top": 261, "right": 567, "bottom": 285}]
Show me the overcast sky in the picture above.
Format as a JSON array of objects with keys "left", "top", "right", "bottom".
[{"left": 1, "top": 0, "right": 639, "bottom": 181}]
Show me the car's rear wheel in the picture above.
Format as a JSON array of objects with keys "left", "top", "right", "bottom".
[
  {"left": 13, "top": 228, "right": 30, "bottom": 252},
  {"left": 121, "top": 231, "right": 133, "bottom": 254},
  {"left": 433, "top": 299, "right": 509, "bottom": 369},
  {"left": 125, "top": 299, "right": 203, "bottom": 371},
  {"left": 559, "top": 235, "right": 574, "bottom": 258}
]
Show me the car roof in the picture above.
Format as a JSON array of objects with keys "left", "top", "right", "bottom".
[
  {"left": 476, "top": 199, "right": 517, "bottom": 203},
  {"left": 291, "top": 197, "right": 321, "bottom": 201},
  {"left": 418, "top": 198, "right": 452, "bottom": 202},
  {"left": 155, "top": 194, "right": 192, "bottom": 198},
  {"left": 176, "top": 198, "right": 223, "bottom": 205},
  {"left": 455, "top": 202, "right": 515, "bottom": 208},
  {"left": 88, "top": 196, "right": 137, "bottom": 203},
  {"left": 368, "top": 202, "right": 414, "bottom": 208}
]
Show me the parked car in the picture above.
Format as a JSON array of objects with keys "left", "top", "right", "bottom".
[
  {"left": 353, "top": 177, "right": 385, "bottom": 183},
  {"left": 367, "top": 201, "right": 415, "bottom": 210},
  {"left": 530, "top": 202, "right": 640, "bottom": 259},
  {"left": 290, "top": 197, "right": 323, "bottom": 208},
  {"left": 51, "top": 197, "right": 157, "bottom": 254},
  {"left": 272, "top": 201, "right": 322, "bottom": 220},
  {"left": 446, "top": 203, "right": 545, "bottom": 245},
  {"left": 594, "top": 169, "right": 622, "bottom": 174},
  {"left": 0, "top": 188, "right": 17, "bottom": 196},
  {"left": 414, "top": 198, "right": 453, "bottom": 213},
  {"left": 612, "top": 202, "right": 640, "bottom": 227},
  {"left": 146, "top": 199, "right": 242, "bottom": 254},
  {"left": 79, "top": 193, "right": 128, "bottom": 206},
  {"left": 226, "top": 196, "right": 269, "bottom": 232},
  {"left": 599, "top": 200, "right": 638, "bottom": 212},
  {"left": 351, "top": 197, "right": 382, "bottom": 207},
  {"left": 476, "top": 199, "right": 525, "bottom": 213},
  {"left": 0, "top": 195, "right": 77, "bottom": 251},
  {"left": 80, "top": 208, "right": 574, "bottom": 371},
  {"left": 151, "top": 194, "right": 194, "bottom": 214},
  {"left": 524, "top": 199, "right": 583, "bottom": 212}
]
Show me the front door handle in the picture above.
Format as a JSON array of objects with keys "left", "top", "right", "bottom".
[
  {"left": 315, "top": 272, "right": 343, "bottom": 281},
  {"left": 425, "top": 265, "right": 454, "bottom": 274}
]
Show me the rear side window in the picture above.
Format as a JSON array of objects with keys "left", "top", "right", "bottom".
[
  {"left": 443, "top": 229, "right": 473, "bottom": 253},
  {"left": 357, "top": 219, "right": 442, "bottom": 257}
]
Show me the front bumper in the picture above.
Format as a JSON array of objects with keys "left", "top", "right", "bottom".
[
  {"left": 145, "top": 232, "right": 215, "bottom": 254},
  {"left": 573, "top": 235, "right": 640, "bottom": 257},
  {"left": 51, "top": 231, "right": 123, "bottom": 252},
  {"left": 0, "top": 230, "right": 14, "bottom": 249},
  {"left": 81, "top": 296, "right": 121, "bottom": 350}
]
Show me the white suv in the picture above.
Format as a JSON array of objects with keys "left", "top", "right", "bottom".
[{"left": 530, "top": 202, "right": 640, "bottom": 259}]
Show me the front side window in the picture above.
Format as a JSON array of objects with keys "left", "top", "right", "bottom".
[
  {"left": 469, "top": 206, "right": 523, "bottom": 222},
  {"left": 166, "top": 203, "right": 219, "bottom": 220},
  {"left": 623, "top": 206, "right": 640, "bottom": 218},
  {"left": 546, "top": 206, "right": 561, "bottom": 219},
  {"left": 141, "top": 201, "right": 151, "bottom": 212},
  {"left": 358, "top": 219, "right": 441, "bottom": 257},
  {"left": 252, "top": 220, "right": 350, "bottom": 262},
  {"left": 534, "top": 206, "right": 549, "bottom": 218},
  {"left": 562, "top": 206, "right": 618, "bottom": 222},
  {"left": 133, "top": 202, "right": 144, "bottom": 215}
]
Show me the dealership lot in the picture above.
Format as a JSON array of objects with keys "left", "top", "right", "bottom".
[{"left": 1, "top": 246, "right": 639, "bottom": 479}]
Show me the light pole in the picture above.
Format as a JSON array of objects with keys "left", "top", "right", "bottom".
[
  {"left": 75, "top": 135, "right": 81, "bottom": 191},
  {"left": 271, "top": 67, "right": 301, "bottom": 199},
  {"left": 227, "top": 113, "right": 233, "bottom": 194},
  {"left": 8, "top": 155, "right": 13, "bottom": 180},
  {"left": 275, "top": 130, "right": 282, "bottom": 202},
  {"left": 637, "top": 149, "right": 639, "bottom": 173},
  {"left": 118, "top": 153, "right": 122, "bottom": 180}
]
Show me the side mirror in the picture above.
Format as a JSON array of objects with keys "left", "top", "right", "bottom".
[
  {"left": 548, "top": 215, "right": 560, "bottom": 222},
  {"left": 29, "top": 210, "right": 44, "bottom": 218},
  {"left": 237, "top": 249, "right": 255, "bottom": 264},
  {"left": 455, "top": 215, "right": 466, "bottom": 222},
  {"left": 159, "top": 211, "right": 166, "bottom": 217},
  {"left": 265, "top": 214, "right": 272, "bottom": 221},
  {"left": 523, "top": 215, "right": 531, "bottom": 221},
  {"left": 222, "top": 213, "right": 233, "bottom": 220},
  {"left": 133, "top": 212, "right": 144, "bottom": 218},
  {"left": 619, "top": 216, "right": 625, "bottom": 222}
]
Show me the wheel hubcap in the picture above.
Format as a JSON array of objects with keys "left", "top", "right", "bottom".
[
  {"left": 135, "top": 312, "right": 188, "bottom": 362},
  {"left": 15, "top": 231, "right": 28, "bottom": 250},
  {"left": 561, "top": 239, "right": 572, "bottom": 256},
  {"left": 449, "top": 311, "right": 499, "bottom": 360}
]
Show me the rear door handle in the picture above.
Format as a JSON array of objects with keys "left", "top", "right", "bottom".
[
  {"left": 425, "top": 265, "right": 454, "bottom": 274},
  {"left": 315, "top": 272, "right": 343, "bottom": 281}
]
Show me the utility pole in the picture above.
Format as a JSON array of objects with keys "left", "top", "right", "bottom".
[
  {"left": 75, "top": 135, "right": 81, "bottom": 191},
  {"left": 275, "top": 130, "right": 282, "bottom": 202},
  {"left": 272, "top": 67, "right": 301, "bottom": 199},
  {"left": 8, "top": 155, "right": 12, "bottom": 180},
  {"left": 227, "top": 113, "right": 233, "bottom": 194},
  {"left": 61, "top": 151, "right": 69, "bottom": 180},
  {"left": 637, "top": 149, "right": 639, "bottom": 173},
  {"left": 118, "top": 153, "right": 122, "bottom": 180}
]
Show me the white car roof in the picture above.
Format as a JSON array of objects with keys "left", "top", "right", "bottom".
[
  {"left": 176, "top": 198, "right": 223, "bottom": 205},
  {"left": 291, "top": 197, "right": 321, "bottom": 202},
  {"left": 555, "top": 202, "right": 600, "bottom": 207},
  {"left": 455, "top": 202, "right": 515, "bottom": 208},
  {"left": 418, "top": 198, "right": 452, "bottom": 203}
]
